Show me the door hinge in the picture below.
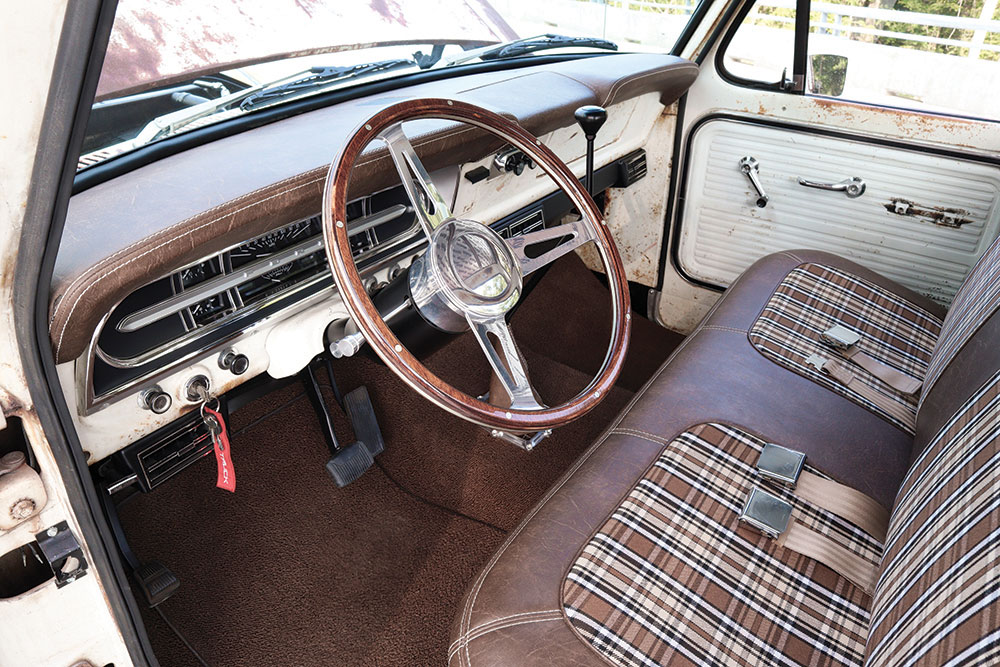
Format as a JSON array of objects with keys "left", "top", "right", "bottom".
[{"left": 35, "top": 521, "right": 88, "bottom": 587}]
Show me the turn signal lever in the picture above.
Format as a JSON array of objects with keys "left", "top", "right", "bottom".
[{"left": 574, "top": 105, "right": 607, "bottom": 196}]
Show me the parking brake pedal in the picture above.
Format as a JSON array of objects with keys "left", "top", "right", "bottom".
[
  {"left": 134, "top": 560, "right": 181, "bottom": 607},
  {"left": 97, "top": 484, "right": 180, "bottom": 607},
  {"left": 302, "top": 360, "right": 375, "bottom": 488}
]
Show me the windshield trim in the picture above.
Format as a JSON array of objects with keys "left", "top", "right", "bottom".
[{"left": 74, "top": 52, "right": 623, "bottom": 195}]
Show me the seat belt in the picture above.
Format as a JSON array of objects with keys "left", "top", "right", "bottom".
[
  {"left": 738, "top": 487, "right": 879, "bottom": 594},
  {"left": 820, "top": 325, "right": 922, "bottom": 395},
  {"left": 756, "top": 443, "right": 890, "bottom": 542},
  {"left": 806, "top": 353, "right": 916, "bottom": 430}
]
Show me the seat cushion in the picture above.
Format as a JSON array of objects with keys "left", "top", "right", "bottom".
[
  {"left": 450, "top": 250, "right": 934, "bottom": 666},
  {"left": 563, "top": 423, "right": 879, "bottom": 667},
  {"left": 749, "top": 262, "right": 942, "bottom": 433}
]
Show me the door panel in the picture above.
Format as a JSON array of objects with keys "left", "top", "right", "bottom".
[{"left": 677, "top": 117, "right": 1000, "bottom": 304}]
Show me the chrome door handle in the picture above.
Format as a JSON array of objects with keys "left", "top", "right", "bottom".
[
  {"left": 739, "top": 156, "right": 768, "bottom": 208},
  {"left": 797, "top": 176, "right": 866, "bottom": 198}
]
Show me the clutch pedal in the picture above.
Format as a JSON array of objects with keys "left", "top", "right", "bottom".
[
  {"left": 325, "top": 441, "right": 375, "bottom": 488},
  {"left": 302, "top": 358, "right": 386, "bottom": 488}
]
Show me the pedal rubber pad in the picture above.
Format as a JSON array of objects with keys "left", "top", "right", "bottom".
[
  {"left": 326, "top": 440, "right": 374, "bottom": 488},
  {"left": 134, "top": 560, "right": 180, "bottom": 607},
  {"left": 343, "top": 386, "right": 385, "bottom": 457}
]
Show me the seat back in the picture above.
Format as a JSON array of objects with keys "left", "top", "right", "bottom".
[
  {"left": 865, "top": 245, "right": 1000, "bottom": 666},
  {"left": 917, "top": 238, "right": 1000, "bottom": 430}
]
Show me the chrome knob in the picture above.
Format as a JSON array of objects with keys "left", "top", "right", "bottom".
[
  {"left": 139, "top": 387, "right": 172, "bottom": 414},
  {"left": 219, "top": 349, "right": 249, "bottom": 375}
]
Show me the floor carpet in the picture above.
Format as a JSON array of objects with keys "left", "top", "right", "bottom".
[{"left": 118, "top": 255, "right": 682, "bottom": 666}]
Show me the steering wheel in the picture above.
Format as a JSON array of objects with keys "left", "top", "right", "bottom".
[{"left": 322, "top": 99, "right": 630, "bottom": 432}]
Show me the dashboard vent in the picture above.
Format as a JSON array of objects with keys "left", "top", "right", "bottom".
[{"left": 619, "top": 150, "right": 648, "bottom": 187}]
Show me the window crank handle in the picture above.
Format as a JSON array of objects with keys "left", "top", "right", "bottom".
[
  {"left": 739, "top": 156, "right": 769, "bottom": 208},
  {"left": 797, "top": 176, "right": 866, "bottom": 198}
]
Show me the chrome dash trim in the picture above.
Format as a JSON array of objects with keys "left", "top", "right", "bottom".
[{"left": 117, "top": 236, "right": 327, "bottom": 332}]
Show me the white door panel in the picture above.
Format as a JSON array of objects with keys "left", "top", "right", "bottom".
[{"left": 677, "top": 117, "right": 1000, "bottom": 304}]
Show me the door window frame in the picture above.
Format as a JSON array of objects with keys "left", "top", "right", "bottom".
[{"left": 714, "top": 0, "right": 1000, "bottom": 123}]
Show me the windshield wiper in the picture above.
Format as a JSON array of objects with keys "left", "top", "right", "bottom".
[
  {"left": 240, "top": 59, "right": 417, "bottom": 111},
  {"left": 440, "top": 34, "right": 617, "bottom": 68}
]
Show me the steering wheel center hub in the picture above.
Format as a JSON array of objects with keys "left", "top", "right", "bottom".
[{"left": 414, "top": 219, "right": 522, "bottom": 326}]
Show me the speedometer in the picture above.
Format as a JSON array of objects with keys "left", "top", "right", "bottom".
[{"left": 230, "top": 219, "right": 316, "bottom": 268}]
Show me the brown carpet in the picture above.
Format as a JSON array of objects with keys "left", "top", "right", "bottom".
[{"left": 118, "top": 255, "right": 682, "bottom": 666}]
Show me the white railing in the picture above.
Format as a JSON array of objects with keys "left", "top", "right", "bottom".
[{"left": 749, "top": 0, "right": 1000, "bottom": 58}]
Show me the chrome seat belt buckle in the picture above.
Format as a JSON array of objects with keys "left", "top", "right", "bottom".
[
  {"left": 739, "top": 487, "right": 793, "bottom": 539},
  {"left": 805, "top": 353, "right": 828, "bottom": 373},
  {"left": 821, "top": 324, "right": 861, "bottom": 351},
  {"left": 757, "top": 443, "right": 806, "bottom": 487}
]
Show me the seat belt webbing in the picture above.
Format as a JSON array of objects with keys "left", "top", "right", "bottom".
[
  {"left": 815, "top": 358, "right": 916, "bottom": 430},
  {"left": 778, "top": 519, "right": 879, "bottom": 594},
  {"left": 839, "top": 346, "right": 922, "bottom": 395},
  {"left": 795, "top": 471, "right": 889, "bottom": 542}
]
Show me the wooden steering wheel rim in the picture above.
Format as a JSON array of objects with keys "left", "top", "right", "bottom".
[{"left": 322, "top": 98, "right": 631, "bottom": 431}]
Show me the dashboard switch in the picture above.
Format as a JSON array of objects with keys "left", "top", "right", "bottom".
[
  {"left": 139, "top": 387, "right": 172, "bottom": 414},
  {"left": 218, "top": 349, "right": 250, "bottom": 375}
]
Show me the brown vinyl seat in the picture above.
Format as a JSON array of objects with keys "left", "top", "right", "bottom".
[{"left": 449, "top": 247, "right": 1000, "bottom": 666}]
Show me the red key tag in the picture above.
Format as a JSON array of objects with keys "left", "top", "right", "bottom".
[{"left": 203, "top": 406, "right": 235, "bottom": 493}]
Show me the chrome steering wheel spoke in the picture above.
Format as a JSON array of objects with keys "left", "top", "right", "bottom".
[
  {"left": 467, "top": 315, "right": 544, "bottom": 412},
  {"left": 378, "top": 123, "right": 451, "bottom": 238},
  {"left": 504, "top": 219, "right": 595, "bottom": 276}
]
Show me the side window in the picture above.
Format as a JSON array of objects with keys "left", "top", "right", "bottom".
[
  {"left": 723, "top": 0, "right": 797, "bottom": 87},
  {"left": 722, "top": 0, "right": 1000, "bottom": 120}
]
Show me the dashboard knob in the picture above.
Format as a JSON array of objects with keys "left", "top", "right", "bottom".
[
  {"left": 219, "top": 350, "right": 249, "bottom": 375},
  {"left": 139, "top": 387, "right": 172, "bottom": 414}
]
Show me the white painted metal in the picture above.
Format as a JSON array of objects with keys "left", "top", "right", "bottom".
[
  {"left": 678, "top": 118, "right": 1000, "bottom": 304},
  {"left": 0, "top": 3, "right": 135, "bottom": 666}
]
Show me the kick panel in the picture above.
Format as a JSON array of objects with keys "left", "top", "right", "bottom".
[{"left": 677, "top": 118, "right": 1000, "bottom": 304}]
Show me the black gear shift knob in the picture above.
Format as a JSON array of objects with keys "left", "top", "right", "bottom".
[
  {"left": 574, "top": 105, "right": 607, "bottom": 139},
  {"left": 575, "top": 105, "right": 607, "bottom": 195}
]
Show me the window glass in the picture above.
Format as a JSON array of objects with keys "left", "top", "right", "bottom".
[
  {"left": 806, "top": 0, "right": 1000, "bottom": 118},
  {"left": 723, "top": 0, "right": 1000, "bottom": 120},
  {"left": 723, "top": 0, "right": 797, "bottom": 86},
  {"left": 82, "top": 0, "right": 703, "bottom": 173}
]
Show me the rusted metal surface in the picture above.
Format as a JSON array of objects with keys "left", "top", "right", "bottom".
[
  {"left": 580, "top": 102, "right": 678, "bottom": 288},
  {"left": 884, "top": 198, "right": 973, "bottom": 228},
  {"left": 97, "top": 0, "right": 518, "bottom": 100}
]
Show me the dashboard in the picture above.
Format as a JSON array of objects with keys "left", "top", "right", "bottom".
[
  {"left": 92, "top": 187, "right": 421, "bottom": 404},
  {"left": 50, "top": 53, "right": 699, "bottom": 469}
]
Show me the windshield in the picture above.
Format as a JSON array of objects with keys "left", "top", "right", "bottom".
[{"left": 80, "top": 0, "right": 691, "bottom": 171}]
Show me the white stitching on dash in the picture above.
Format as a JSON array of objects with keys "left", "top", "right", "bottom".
[
  {"left": 53, "top": 175, "right": 325, "bottom": 356},
  {"left": 52, "top": 123, "right": 478, "bottom": 358}
]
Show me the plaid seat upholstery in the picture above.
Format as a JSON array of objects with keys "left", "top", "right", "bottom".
[
  {"left": 563, "top": 423, "right": 881, "bottom": 667},
  {"left": 749, "top": 263, "right": 941, "bottom": 433},
  {"left": 920, "top": 237, "right": 1000, "bottom": 411},
  {"left": 865, "top": 369, "right": 1000, "bottom": 666}
]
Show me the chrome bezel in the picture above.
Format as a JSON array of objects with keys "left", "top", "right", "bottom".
[{"left": 78, "top": 207, "right": 425, "bottom": 415}]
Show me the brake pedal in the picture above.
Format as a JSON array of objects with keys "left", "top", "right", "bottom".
[
  {"left": 326, "top": 441, "right": 375, "bottom": 488},
  {"left": 134, "top": 560, "right": 180, "bottom": 607},
  {"left": 343, "top": 386, "right": 385, "bottom": 457}
]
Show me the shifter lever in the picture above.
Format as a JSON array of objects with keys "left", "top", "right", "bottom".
[{"left": 574, "top": 105, "right": 607, "bottom": 196}]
